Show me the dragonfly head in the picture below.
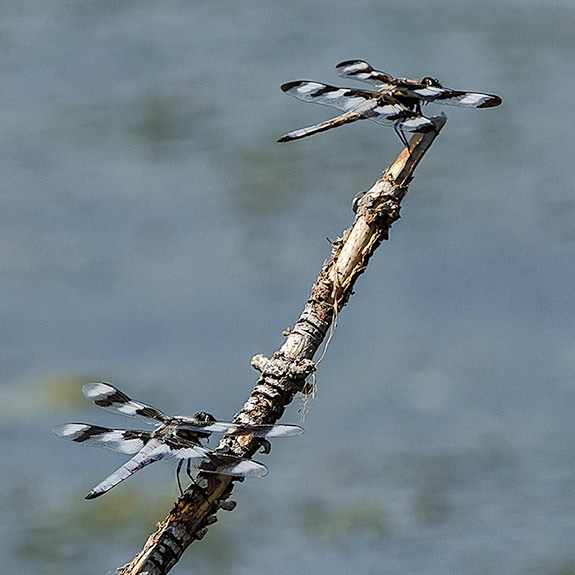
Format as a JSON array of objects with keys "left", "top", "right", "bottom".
[
  {"left": 193, "top": 411, "right": 217, "bottom": 423},
  {"left": 422, "top": 76, "right": 442, "bottom": 88}
]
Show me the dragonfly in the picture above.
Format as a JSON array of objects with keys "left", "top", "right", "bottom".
[
  {"left": 53, "top": 383, "right": 303, "bottom": 499},
  {"left": 278, "top": 60, "right": 502, "bottom": 144}
]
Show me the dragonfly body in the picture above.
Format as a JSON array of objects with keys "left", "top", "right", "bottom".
[
  {"left": 278, "top": 60, "right": 501, "bottom": 142},
  {"left": 53, "top": 383, "right": 303, "bottom": 499}
]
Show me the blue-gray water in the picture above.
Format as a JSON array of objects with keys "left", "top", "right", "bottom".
[{"left": 2, "top": 1, "right": 575, "bottom": 574}]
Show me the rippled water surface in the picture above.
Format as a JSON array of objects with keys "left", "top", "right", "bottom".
[{"left": 2, "top": 1, "right": 575, "bottom": 574}]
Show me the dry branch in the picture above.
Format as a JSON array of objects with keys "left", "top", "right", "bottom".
[{"left": 117, "top": 113, "right": 446, "bottom": 575}]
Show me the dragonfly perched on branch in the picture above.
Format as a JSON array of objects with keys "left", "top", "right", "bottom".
[
  {"left": 53, "top": 383, "right": 303, "bottom": 499},
  {"left": 278, "top": 60, "right": 502, "bottom": 144}
]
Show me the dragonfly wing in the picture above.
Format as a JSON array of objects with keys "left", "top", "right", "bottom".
[
  {"left": 395, "top": 85, "right": 502, "bottom": 108},
  {"left": 281, "top": 81, "right": 376, "bottom": 113},
  {"left": 82, "top": 382, "right": 169, "bottom": 425},
  {"left": 53, "top": 423, "right": 151, "bottom": 454},
  {"left": 201, "top": 451, "right": 268, "bottom": 477},
  {"left": 427, "top": 90, "right": 502, "bottom": 108},
  {"left": 175, "top": 418, "right": 304, "bottom": 438},
  {"left": 335, "top": 60, "right": 393, "bottom": 89},
  {"left": 158, "top": 440, "right": 269, "bottom": 478},
  {"left": 362, "top": 103, "right": 437, "bottom": 133},
  {"left": 165, "top": 445, "right": 269, "bottom": 478}
]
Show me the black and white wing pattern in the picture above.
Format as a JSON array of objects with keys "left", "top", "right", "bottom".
[
  {"left": 53, "top": 423, "right": 158, "bottom": 498},
  {"left": 82, "top": 382, "right": 169, "bottom": 425},
  {"left": 158, "top": 443, "right": 268, "bottom": 478},
  {"left": 335, "top": 60, "right": 394, "bottom": 89},
  {"left": 278, "top": 81, "right": 436, "bottom": 142},
  {"left": 53, "top": 383, "right": 303, "bottom": 499},
  {"left": 53, "top": 423, "right": 269, "bottom": 499},
  {"left": 53, "top": 423, "right": 152, "bottom": 454},
  {"left": 336, "top": 60, "right": 503, "bottom": 109},
  {"left": 52, "top": 423, "right": 158, "bottom": 498},
  {"left": 174, "top": 414, "right": 304, "bottom": 438}
]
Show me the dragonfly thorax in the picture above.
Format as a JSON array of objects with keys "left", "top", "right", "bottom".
[{"left": 159, "top": 419, "right": 209, "bottom": 444}]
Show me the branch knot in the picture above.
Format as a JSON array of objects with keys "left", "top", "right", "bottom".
[{"left": 251, "top": 353, "right": 315, "bottom": 381}]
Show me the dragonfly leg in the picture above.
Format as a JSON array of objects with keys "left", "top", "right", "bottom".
[
  {"left": 186, "top": 459, "right": 209, "bottom": 500},
  {"left": 394, "top": 127, "right": 414, "bottom": 159},
  {"left": 259, "top": 438, "right": 272, "bottom": 454},
  {"left": 176, "top": 459, "right": 185, "bottom": 496},
  {"left": 175, "top": 459, "right": 208, "bottom": 499},
  {"left": 394, "top": 127, "right": 409, "bottom": 148}
]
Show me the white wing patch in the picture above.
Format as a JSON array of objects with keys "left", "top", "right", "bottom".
[
  {"left": 52, "top": 423, "right": 149, "bottom": 454},
  {"left": 82, "top": 382, "right": 168, "bottom": 424},
  {"left": 174, "top": 417, "right": 304, "bottom": 438},
  {"left": 53, "top": 383, "right": 304, "bottom": 498}
]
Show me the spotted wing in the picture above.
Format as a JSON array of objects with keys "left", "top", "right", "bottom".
[
  {"left": 278, "top": 81, "right": 435, "bottom": 142},
  {"left": 160, "top": 443, "right": 269, "bottom": 478},
  {"left": 53, "top": 424, "right": 267, "bottom": 498},
  {"left": 82, "top": 382, "right": 169, "bottom": 425},
  {"left": 174, "top": 417, "right": 304, "bottom": 438},
  {"left": 336, "top": 60, "right": 502, "bottom": 108},
  {"left": 53, "top": 423, "right": 151, "bottom": 454},
  {"left": 86, "top": 441, "right": 267, "bottom": 498},
  {"left": 336, "top": 60, "right": 394, "bottom": 88},
  {"left": 365, "top": 103, "right": 437, "bottom": 132},
  {"left": 394, "top": 84, "right": 503, "bottom": 108},
  {"left": 280, "top": 81, "right": 379, "bottom": 112},
  {"left": 53, "top": 424, "right": 162, "bottom": 499},
  {"left": 82, "top": 441, "right": 267, "bottom": 499}
]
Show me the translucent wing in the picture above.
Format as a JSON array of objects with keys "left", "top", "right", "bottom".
[
  {"left": 174, "top": 416, "right": 304, "bottom": 438},
  {"left": 393, "top": 83, "right": 503, "bottom": 108},
  {"left": 365, "top": 104, "right": 436, "bottom": 132},
  {"left": 82, "top": 382, "right": 168, "bottom": 425},
  {"left": 280, "top": 81, "right": 377, "bottom": 112},
  {"left": 160, "top": 444, "right": 269, "bottom": 478},
  {"left": 417, "top": 89, "right": 502, "bottom": 108},
  {"left": 53, "top": 423, "right": 269, "bottom": 498},
  {"left": 336, "top": 60, "right": 502, "bottom": 109},
  {"left": 336, "top": 60, "right": 394, "bottom": 88},
  {"left": 52, "top": 423, "right": 151, "bottom": 454},
  {"left": 278, "top": 81, "right": 435, "bottom": 142}
]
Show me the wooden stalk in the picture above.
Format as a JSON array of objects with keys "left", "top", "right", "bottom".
[{"left": 118, "top": 114, "right": 446, "bottom": 575}]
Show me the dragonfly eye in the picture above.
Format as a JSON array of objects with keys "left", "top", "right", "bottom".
[
  {"left": 193, "top": 411, "right": 217, "bottom": 423},
  {"left": 422, "top": 76, "right": 442, "bottom": 87}
]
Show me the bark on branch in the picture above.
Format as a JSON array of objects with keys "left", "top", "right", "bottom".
[{"left": 117, "top": 114, "right": 446, "bottom": 575}]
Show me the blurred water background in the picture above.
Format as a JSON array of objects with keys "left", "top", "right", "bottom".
[{"left": 2, "top": 1, "right": 575, "bottom": 574}]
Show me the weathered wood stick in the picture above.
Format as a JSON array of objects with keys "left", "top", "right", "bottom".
[{"left": 118, "top": 114, "right": 446, "bottom": 575}]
